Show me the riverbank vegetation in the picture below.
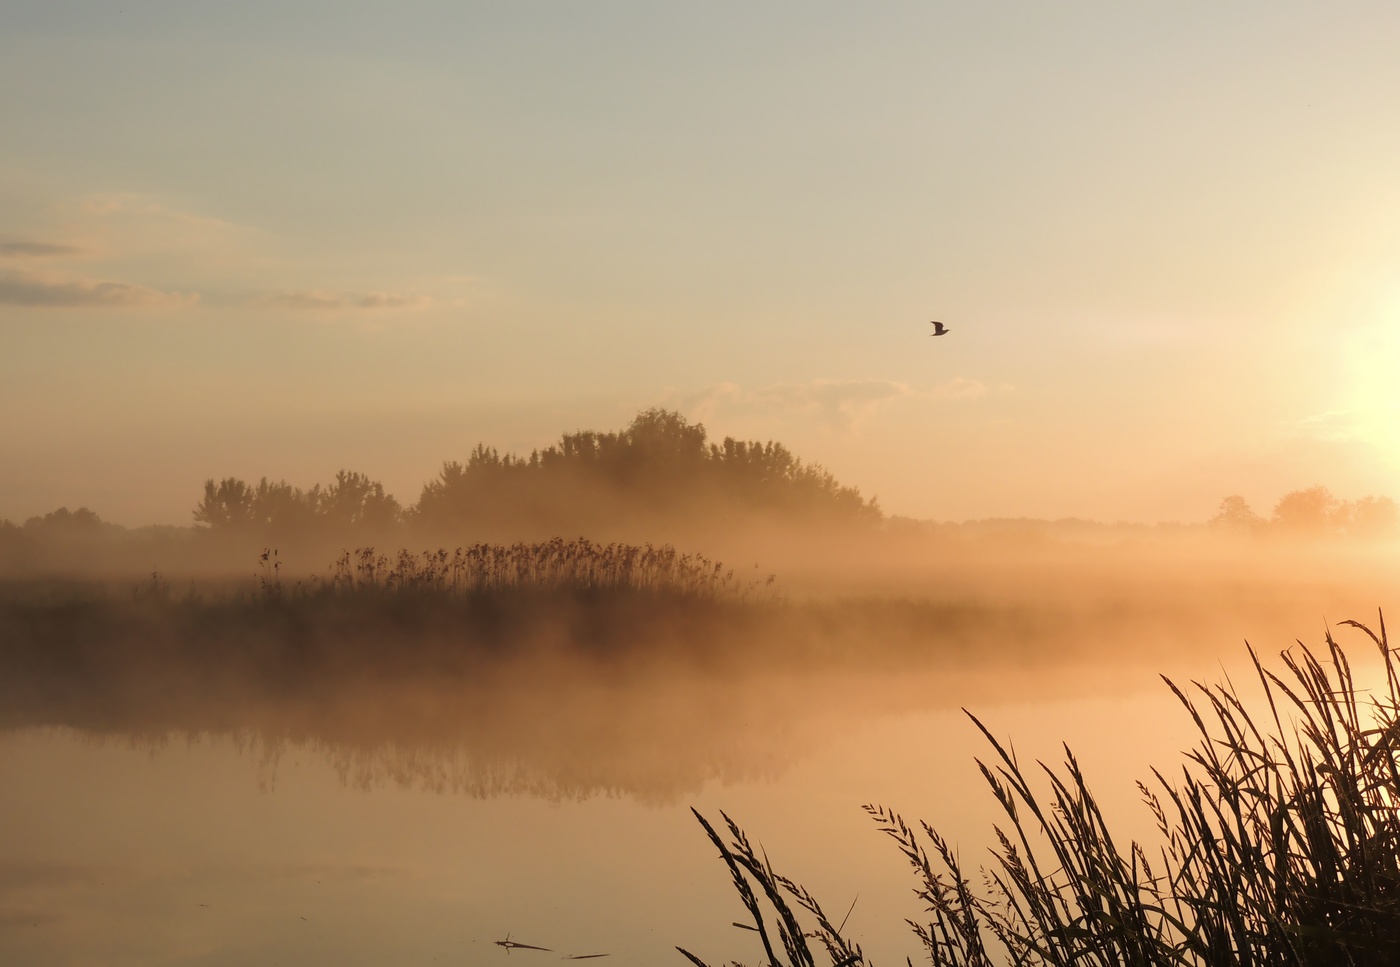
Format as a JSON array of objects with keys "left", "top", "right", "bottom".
[
  {"left": 0, "top": 539, "right": 774, "bottom": 690},
  {"left": 2, "top": 409, "right": 1396, "bottom": 579},
  {"left": 683, "top": 616, "right": 1400, "bottom": 966},
  {"left": 185, "top": 407, "right": 879, "bottom": 555},
  {"left": 0, "top": 539, "right": 1094, "bottom": 802}
]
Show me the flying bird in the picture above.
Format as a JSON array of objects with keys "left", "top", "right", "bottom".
[{"left": 929, "top": 321, "right": 949, "bottom": 336}]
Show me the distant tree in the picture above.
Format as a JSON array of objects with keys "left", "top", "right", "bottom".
[
  {"left": 411, "top": 408, "right": 880, "bottom": 538},
  {"left": 249, "top": 478, "right": 318, "bottom": 535},
  {"left": 193, "top": 410, "right": 877, "bottom": 545},
  {"left": 1212, "top": 487, "right": 1400, "bottom": 540},
  {"left": 316, "top": 470, "right": 402, "bottom": 531},
  {"left": 193, "top": 478, "right": 256, "bottom": 529},
  {"left": 414, "top": 445, "right": 544, "bottom": 532},
  {"left": 23, "top": 506, "right": 106, "bottom": 535},
  {"left": 1209, "top": 495, "right": 1264, "bottom": 532},
  {"left": 1345, "top": 495, "right": 1399, "bottom": 538},
  {"left": 1271, "top": 486, "right": 1342, "bottom": 534},
  {"left": 193, "top": 472, "right": 400, "bottom": 536},
  {"left": 619, "top": 407, "right": 708, "bottom": 479},
  {"left": 3, "top": 508, "right": 110, "bottom": 570}
]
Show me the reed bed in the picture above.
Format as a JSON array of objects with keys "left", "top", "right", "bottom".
[
  {"left": 312, "top": 539, "right": 771, "bottom": 600},
  {"left": 0, "top": 540, "right": 784, "bottom": 727},
  {"left": 684, "top": 614, "right": 1400, "bottom": 967}
]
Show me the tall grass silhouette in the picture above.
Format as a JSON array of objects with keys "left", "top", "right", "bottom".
[
  {"left": 684, "top": 615, "right": 1400, "bottom": 966},
  {"left": 0, "top": 540, "right": 775, "bottom": 688},
  {"left": 316, "top": 540, "right": 767, "bottom": 599}
]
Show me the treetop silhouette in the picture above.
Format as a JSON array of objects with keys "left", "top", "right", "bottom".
[
  {"left": 1210, "top": 486, "right": 1398, "bottom": 538},
  {"left": 192, "top": 409, "right": 880, "bottom": 543}
]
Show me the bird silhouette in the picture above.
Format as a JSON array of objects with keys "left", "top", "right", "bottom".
[{"left": 929, "top": 321, "right": 949, "bottom": 336}]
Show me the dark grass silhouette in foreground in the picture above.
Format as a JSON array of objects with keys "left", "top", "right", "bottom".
[{"left": 682, "top": 615, "right": 1400, "bottom": 966}]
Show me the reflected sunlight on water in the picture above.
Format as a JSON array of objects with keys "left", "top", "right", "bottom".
[
  {"left": 2, "top": 550, "right": 1395, "bottom": 967},
  {"left": 0, "top": 650, "right": 1258, "bottom": 967}
]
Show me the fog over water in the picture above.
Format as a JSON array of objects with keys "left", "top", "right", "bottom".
[{"left": 4, "top": 488, "right": 1397, "bottom": 964}]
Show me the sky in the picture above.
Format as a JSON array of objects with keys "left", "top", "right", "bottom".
[{"left": 2, "top": 1, "right": 1399, "bottom": 526}]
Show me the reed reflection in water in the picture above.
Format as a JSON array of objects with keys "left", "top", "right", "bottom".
[
  {"left": 2, "top": 538, "right": 1396, "bottom": 964},
  {"left": 0, "top": 661, "right": 1210, "bottom": 967}
]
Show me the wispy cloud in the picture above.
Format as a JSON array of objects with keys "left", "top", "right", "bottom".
[
  {"left": 352, "top": 291, "right": 433, "bottom": 309},
  {"left": 926, "top": 376, "right": 993, "bottom": 400},
  {"left": 2, "top": 192, "right": 468, "bottom": 319},
  {"left": 13, "top": 193, "right": 451, "bottom": 316},
  {"left": 63, "top": 193, "right": 256, "bottom": 265},
  {"left": 0, "top": 268, "right": 196, "bottom": 309},
  {"left": 77, "top": 192, "right": 244, "bottom": 234},
  {"left": 1295, "top": 404, "right": 1400, "bottom": 446},
  {"left": 1295, "top": 409, "right": 1363, "bottom": 442},
  {"left": 0, "top": 270, "right": 433, "bottom": 313},
  {"left": 676, "top": 376, "right": 996, "bottom": 430},
  {"left": 248, "top": 289, "right": 435, "bottom": 311},
  {"left": 0, "top": 241, "right": 84, "bottom": 259}
]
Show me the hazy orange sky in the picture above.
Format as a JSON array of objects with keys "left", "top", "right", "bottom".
[{"left": 2, "top": 2, "right": 1398, "bottom": 526}]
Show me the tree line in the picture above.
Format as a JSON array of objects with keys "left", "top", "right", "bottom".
[
  {"left": 1210, "top": 486, "right": 1398, "bottom": 537},
  {"left": 190, "top": 408, "right": 880, "bottom": 543},
  {"left": 5, "top": 412, "right": 1396, "bottom": 571}
]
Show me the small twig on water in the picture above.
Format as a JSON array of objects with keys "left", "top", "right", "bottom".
[{"left": 494, "top": 933, "right": 552, "bottom": 952}]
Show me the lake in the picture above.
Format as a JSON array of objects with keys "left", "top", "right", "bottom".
[
  {"left": 4, "top": 540, "right": 1396, "bottom": 966},
  {"left": 2, "top": 649, "right": 1257, "bottom": 967}
]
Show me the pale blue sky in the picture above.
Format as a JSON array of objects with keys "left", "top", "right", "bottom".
[{"left": 2, "top": 2, "right": 1399, "bottom": 524}]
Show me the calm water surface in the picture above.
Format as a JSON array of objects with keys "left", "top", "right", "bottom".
[
  {"left": 0, "top": 647, "right": 1258, "bottom": 967},
  {"left": 8, "top": 544, "right": 1396, "bottom": 964}
]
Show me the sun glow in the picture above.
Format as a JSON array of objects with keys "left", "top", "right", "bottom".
[{"left": 1338, "top": 305, "right": 1400, "bottom": 470}]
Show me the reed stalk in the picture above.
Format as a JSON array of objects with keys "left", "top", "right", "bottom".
[{"left": 686, "top": 614, "right": 1400, "bottom": 966}]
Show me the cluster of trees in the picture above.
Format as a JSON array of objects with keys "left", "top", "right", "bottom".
[
  {"left": 0, "top": 507, "right": 106, "bottom": 569},
  {"left": 1210, "top": 486, "right": 1399, "bottom": 538},
  {"left": 0, "top": 507, "right": 187, "bottom": 574},
  {"left": 193, "top": 471, "right": 401, "bottom": 538},
  {"left": 7, "top": 411, "right": 1397, "bottom": 574},
  {"left": 1, "top": 506, "right": 107, "bottom": 539},
  {"left": 191, "top": 409, "right": 880, "bottom": 545}
]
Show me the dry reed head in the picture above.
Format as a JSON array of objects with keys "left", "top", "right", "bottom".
[
  {"left": 314, "top": 540, "right": 767, "bottom": 601},
  {"left": 688, "top": 613, "right": 1400, "bottom": 967}
]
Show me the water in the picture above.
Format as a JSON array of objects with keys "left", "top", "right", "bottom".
[
  {"left": 7, "top": 539, "right": 1398, "bottom": 963},
  {"left": 0, "top": 654, "right": 1225, "bottom": 967}
]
